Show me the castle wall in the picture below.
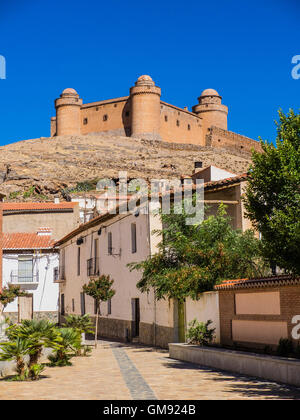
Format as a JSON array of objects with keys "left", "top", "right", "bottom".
[
  {"left": 159, "top": 102, "right": 204, "bottom": 145},
  {"left": 52, "top": 78, "right": 262, "bottom": 155},
  {"left": 80, "top": 97, "right": 131, "bottom": 136},
  {"left": 206, "top": 126, "right": 262, "bottom": 154},
  {"left": 50, "top": 117, "right": 56, "bottom": 137}
]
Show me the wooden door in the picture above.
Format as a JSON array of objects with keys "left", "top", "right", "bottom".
[
  {"left": 132, "top": 298, "right": 140, "bottom": 337},
  {"left": 18, "top": 295, "right": 33, "bottom": 322}
]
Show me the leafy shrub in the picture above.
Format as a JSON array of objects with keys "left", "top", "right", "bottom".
[
  {"left": 82, "top": 345, "right": 93, "bottom": 356},
  {"left": 29, "top": 364, "right": 45, "bottom": 380},
  {"left": 63, "top": 314, "right": 94, "bottom": 335},
  {"left": 6, "top": 319, "right": 62, "bottom": 368},
  {"left": 48, "top": 328, "right": 81, "bottom": 366},
  {"left": 263, "top": 345, "right": 273, "bottom": 355},
  {"left": 276, "top": 338, "right": 294, "bottom": 357},
  {"left": 186, "top": 319, "right": 215, "bottom": 346},
  {"left": 294, "top": 342, "right": 300, "bottom": 359},
  {"left": 63, "top": 314, "right": 94, "bottom": 355},
  {"left": 0, "top": 338, "right": 29, "bottom": 379}
]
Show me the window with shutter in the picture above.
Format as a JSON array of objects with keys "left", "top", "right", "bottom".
[{"left": 131, "top": 223, "right": 137, "bottom": 253}]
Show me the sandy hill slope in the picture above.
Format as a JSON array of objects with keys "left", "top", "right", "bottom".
[{"left": 0, "top": 134, "right": 252, "bottom": 200}]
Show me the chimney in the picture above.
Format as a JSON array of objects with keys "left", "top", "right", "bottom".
[
  {"left": 192, "top": 161, "right": 203, "bottom": 174},
  {"left": 37, "top": 227, "right": 52, "bottom": 236}
]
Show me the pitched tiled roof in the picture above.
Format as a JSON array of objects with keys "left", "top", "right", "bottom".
[
  {"left": 3, "top": 202, "right": 78, "bottom": 211},
  {"left": 37, "top": 227, "right": 52, "bottom": 232},
  {"left": 203, "top": 173, "right": 248, "bottom": 190},
  {"left": 0, "top": 232, "right": 55, "bottom": 250},
  {"left": 214, "top": 274, "right": 300, "bottom": 290}
]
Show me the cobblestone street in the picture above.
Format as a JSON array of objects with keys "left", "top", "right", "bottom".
[{"left": 1, "top": 341, "right": 300, "bottom": 400}]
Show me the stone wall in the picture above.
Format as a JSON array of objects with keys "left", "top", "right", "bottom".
[
  {"left": 206, "top": 126, "right": 262, "bottom": 154},
  {"left": 5, "top": 311, "right": 58, "bottom": 324},
  {"left": 81, "top": 98, "right": 131, "bottom": 136},
  {"left": 159, "top": 102, "right": 203, "bottom": 145},
  {"left": 94, "top": 316, "right": 132, "bottom": 342},
  {"left": 139, "top": 322, "right": 176, "bottom": 349}
]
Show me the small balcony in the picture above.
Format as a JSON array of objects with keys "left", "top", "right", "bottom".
[
  {"left": 54, "top": 266, "right": 66, "bottom": 283},
  {"left": 87, "top": 258, "right": 100, "bottom": 277},
  {"left": 9, "top": 270, "right": 39, "bottom": 286}
]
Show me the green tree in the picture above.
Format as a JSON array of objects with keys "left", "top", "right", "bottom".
[
  {"left": 244, "top": 109, "right": 300, "bottom": 274},
  {"left": 129, "top": 204, "right": 266, "bottom": 302},
  {"left": 82, "top": 275, "right": 116, "bottom": 348},
  {"left": 0, "top": 285, "right": 28, "bottom": 317}
]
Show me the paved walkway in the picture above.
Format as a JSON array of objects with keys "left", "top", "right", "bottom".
[{"left": 1, "top": 341, "right": 300, "bottom": 400}]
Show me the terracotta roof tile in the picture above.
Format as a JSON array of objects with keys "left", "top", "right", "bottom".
[
  {"left": 3, "top": 202, "right": 78, "bottom": 211},
  {"left": 203, "top": 173, "right": 248, "bottom": 190},
  {"left": 214, "top": 274, "right": 300, "bottom": 290},
  {"left": 0, "top": 233, "right": 55, "bottom": 250}
]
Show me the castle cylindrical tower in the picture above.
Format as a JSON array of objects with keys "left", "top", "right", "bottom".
[
  {"left": 55, "top": 88, "right": 83, "bottom": 136},
  {"left": 130, "top": 75, "right": 161, "bottom": 140},
  {"left": 192, "top": 89, "right": 228, "bottom": 135}
]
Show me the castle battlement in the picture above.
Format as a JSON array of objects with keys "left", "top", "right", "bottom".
[{"left": 51, "top": 75, "right": 261, "bottom": 154}]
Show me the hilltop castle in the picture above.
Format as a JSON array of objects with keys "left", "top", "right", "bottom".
[{"left": 51, "top": 75, "right": 260, "bottom": 154}]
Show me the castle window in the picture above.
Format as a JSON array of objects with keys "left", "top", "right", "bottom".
[
  {"left": 96, "top": 107, "right": 99, "bottom": 111},
  {"left": 178, "top": 112, "right": 180, "bottom": 116},
  {"left": 83, "top": 118, "right": 88, "bottom": 125},
  {"left": 103, "top": 114, "right": 108, "bottom": 121},
  {"left": 187, "top": 124, "right": 191, "bottom": 131},
  {"left": 176, "top": 120, "right": 180, "bottom": 127},
  {"left": 114, "top": 104, "right": 117, "bottom": 108},
  {"left": 164, "top": 115, "right": 168, "bottom": 122}
]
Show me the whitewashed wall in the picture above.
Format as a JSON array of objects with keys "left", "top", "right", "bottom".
[
  {"left": 185, "top": 291, "right": 220, "bottom": 343},
  {"left": 3, "top": 253, "right": 59, "bottom": 314}
]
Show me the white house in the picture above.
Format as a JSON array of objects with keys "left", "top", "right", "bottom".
[{"left": 1, "top": 228, "right": 59, "bottom": 323}]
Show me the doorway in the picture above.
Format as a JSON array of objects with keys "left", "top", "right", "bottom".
[
  {"left": 132, "top": 298, "right": 140, "bottom": 337},
  {"left": 18, "top": 294, "right": 33, "bottom": 322}
]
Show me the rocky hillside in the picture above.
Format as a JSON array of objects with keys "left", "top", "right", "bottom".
[{"left": 0, "top": 133, "right": 253, "bottom": 200}]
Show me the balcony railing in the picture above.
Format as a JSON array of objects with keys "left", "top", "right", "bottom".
[
  {"left": 56, "top": 266, "right": 66, "bottom": 282},
  {"left": 10, "top": 271, "right": 39, "bottom": 284},
  {"left": 87, "top": 258, "right": 99, "bottom": 277},
  {"left": 53, "top": 266, "right": 62, "bottom": 283}
]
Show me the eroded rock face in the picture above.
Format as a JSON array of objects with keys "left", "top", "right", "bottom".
[{"left": 0, "top": 134, "right": 252, "bottom": 200}]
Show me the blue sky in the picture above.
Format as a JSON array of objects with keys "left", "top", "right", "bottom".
[{"left": 0, "top": 0, "right": 299, "bottom": 146}]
